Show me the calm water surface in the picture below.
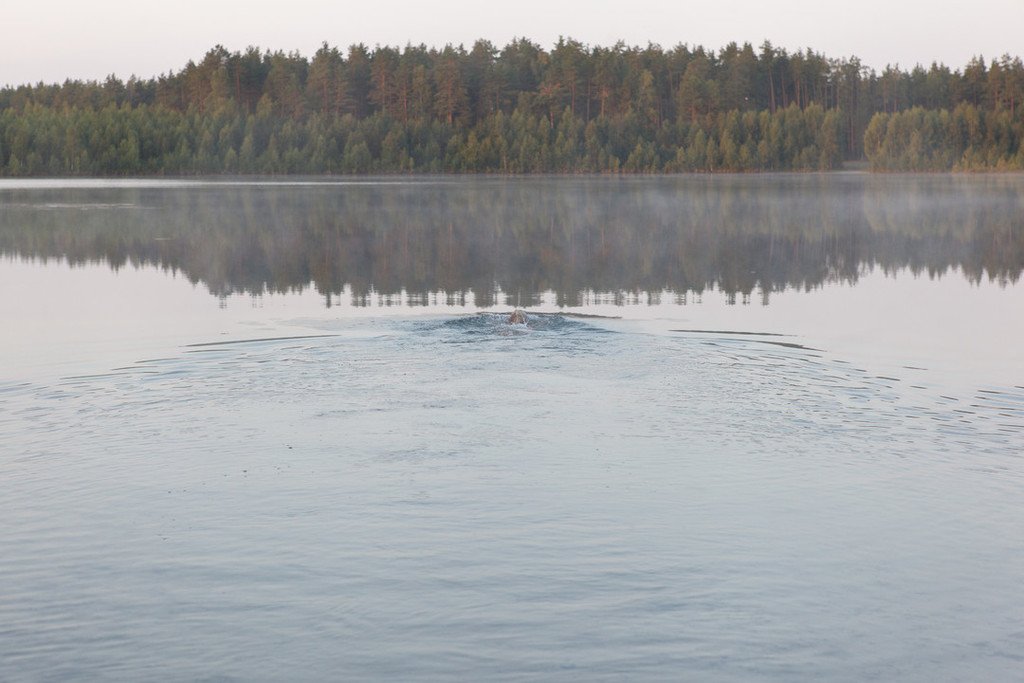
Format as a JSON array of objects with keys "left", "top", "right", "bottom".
[{"left": 1, "top": 176, "right": 1023, "bottom": 681}]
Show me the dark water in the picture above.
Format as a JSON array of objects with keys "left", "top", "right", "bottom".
[{"left": 2, "top": 176, "right": 1023, "bottom": 681}]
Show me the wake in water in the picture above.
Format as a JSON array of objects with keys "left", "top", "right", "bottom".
[
  {"left": 4, "top": 312, "right": 1023, "bottom": 682},
  {"left": 437, "top": 311, "right": 598, "bottom": 338}
]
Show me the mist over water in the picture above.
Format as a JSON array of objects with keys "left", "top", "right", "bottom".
[
  {"left": 2, "top": 174, "right": 1022, "bottom": 304},
  {"left": 2, "top": 176, "right": 1023, "bottom": 681}
]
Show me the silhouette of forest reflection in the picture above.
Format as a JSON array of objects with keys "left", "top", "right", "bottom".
[{"left": 1, "top": 175, "right": 1022, "bottom": 307}]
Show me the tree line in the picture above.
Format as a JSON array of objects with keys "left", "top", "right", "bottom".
[{"left": 0, "top": 40, "right": 1022, "bottom": 175}]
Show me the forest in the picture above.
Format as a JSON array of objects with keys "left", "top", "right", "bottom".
[{"left": 0, "top": 39, "right": 1022, "bottom": 174}]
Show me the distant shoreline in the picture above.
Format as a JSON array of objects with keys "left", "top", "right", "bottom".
[
  {"left": 3, "top": 42, "right": 1021, "bottom": 176},
  {"left": 8, "top": 168, "right": 1024, "bottom": 180}
]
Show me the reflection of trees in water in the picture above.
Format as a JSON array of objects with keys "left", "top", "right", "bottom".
[{"left": 1, "top": 176, "right": 1021, "bottom": 306}]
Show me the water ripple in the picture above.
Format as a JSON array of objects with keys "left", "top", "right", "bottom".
[{"left": 2, "top": 316, "right": 1022, "bottom": 681}]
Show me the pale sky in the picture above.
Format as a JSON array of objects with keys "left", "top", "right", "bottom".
[{"left": 4, "top": 0, "right": 1023, "bottom": 86}]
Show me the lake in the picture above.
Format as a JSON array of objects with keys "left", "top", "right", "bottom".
[{"left": 1, "top": 175, "right": 1022, "bottom": 681}]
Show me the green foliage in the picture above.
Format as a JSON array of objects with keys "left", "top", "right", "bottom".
[
  {"left": 865, "top": 105, "right": 1024, "bottom": 171},
  {"left": 1, "top": 42, "right": 1022, "bottom": 175}
]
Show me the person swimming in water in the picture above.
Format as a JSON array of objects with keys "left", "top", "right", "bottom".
[{"left": 508, "top": 309, "right": 527, "bottom": 324}]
